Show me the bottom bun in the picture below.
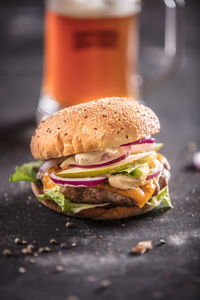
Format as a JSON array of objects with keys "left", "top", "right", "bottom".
[{"left": 31, "top": 183, "right": 156, "bottom": 220}]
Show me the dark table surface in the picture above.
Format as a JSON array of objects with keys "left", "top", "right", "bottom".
[{"left": 0, "top": 1, "right": 200, "bottom": 300}]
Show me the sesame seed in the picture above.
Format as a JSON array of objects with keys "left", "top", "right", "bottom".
[
  {"left": 100, "top": 279, "right": 111, "bottom": 288},
  {"left": 56, "top": 265, "right": 64, "bottom": 272},
  {"left": 44, "top": 246, "right": 51, "bottom": 252},
  {"left": 38, "top": 247, "right": 45, "bottom": 254},
  {"left": 28, "top": 258, "right": 36, "bottom": 264},
  {"left": 18, "top": 267, "right": 26, "bottom": 274},
  {"left": 22, "top": 240, "right": 28, "bottom": 245},
  {"left": 160, "top": 239, "right": 166, "bottom": 244},
  {"left": 87, "top": 276, "right": 96, "bottom": 282},
  {"left": 14, "top": 237, "right": 21, "bottom": 244},
  {"left": 66, "top": 295, "right": 80, "bottom": 300},
  {"left": 3, "top": 249, "right": 12, "bottom": 256},
  {"left": 60, "top": 243, "right": 66, "bottom": 249},
  {"left": 50, "top": 238, "right": 57, "bottom": 244}
]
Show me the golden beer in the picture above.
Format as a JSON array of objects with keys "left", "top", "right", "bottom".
[{"left": 42, "top": 0, "right": 140, "bottom": 107}]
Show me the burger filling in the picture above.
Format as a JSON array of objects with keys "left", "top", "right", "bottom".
[{"left": 10, "top": 137, "right": 172, "bottom": 214}]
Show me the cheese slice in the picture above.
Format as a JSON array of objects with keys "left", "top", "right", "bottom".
[
  {"left": 43, "top": 171, "right": 56, "bottom": 192},
  {"left": 95, "top": 180, "right": 156, "bottom": 208}
]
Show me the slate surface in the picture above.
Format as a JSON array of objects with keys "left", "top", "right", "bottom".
[{"left": 0, "top": 1, "right": 200, "bottom": 300}]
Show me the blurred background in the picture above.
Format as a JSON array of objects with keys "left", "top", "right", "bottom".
[{"left": 0, "top": 0, "right": 198, "bottom": 125}]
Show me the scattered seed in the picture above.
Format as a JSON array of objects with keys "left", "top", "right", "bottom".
[
  {"left": 100, "top": 279, "right": 111, "bottom": 288},
  {"left": 3, "top": 249, "right": 12, "bottom": 256},
  {"left": 22, "top": 244, "right": 34, "bottom": 254},
  {"left": 22, "top": 248, "right": 29, "bottom": 255},
  {"left": 34, "top": 252, "right": 39, "bottom": 257},
  {"left": 71, "top": 242, "right": 77, "bottom": 247},
  {"left": 14, "top": 237, "right": 21, "bottom": 244},
  {"left": 18, "top": 267, "right": 26, "bottom": 274},
  {"left": 44, "top": 246, "right": 51, "bottom": 252},
  {"left": 56, "top": 228, "right": 59, "bottom": 231},
  {"left": 191, "top": 189, "right": 196, "bottom": 194},
  {"left": 132, "top": 240, "right": 153, "bottom": 255},
  {"left": 87, "top": 275, "right": 96, "bottom": 282},
  {"left": 187, "top": 142, "right": 196, "bottom": 153},
  {"left": 28, "top": 257, "right": 36, "bottom": 264},
  {"left": 38, "top": 247, "right": 45, "bottom": 254},
  {"left": 121, "top": 223, "right": 126, "bottom": 227},
  {"left": 22, "top": 240, "right": 28, "bottom": 245},
  {"left": 159, "top": 239, "right": 166, "bottom": 244},
  {"left": 66, "top": 295, "right": 80, "bottom": 300},
  {"left": 56, "top": 265, "right": 64, "bottom": 272},
  {"left": 50, "top": 238, "right": 57, "bottom": 244},
  {"left": 38, "top": 247, "right": 51, "bottom": 254},
  {"left": 66, "top": 222, "right": 71, "bottom": 228},
  {"left": 185, "top": 196, "right": 190, "bottom": 201},
  {"left": 60, "top": 243, "right": 66, "bottom": 249}
]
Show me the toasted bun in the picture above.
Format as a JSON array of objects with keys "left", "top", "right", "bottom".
[
  {"left": 31, "top": 182, "right": 156, "bottom": 220},
  {"left": 31, "top": 97, "right": 160, "bottom": 160}
]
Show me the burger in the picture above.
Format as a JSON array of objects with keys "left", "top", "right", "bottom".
[{"left": 10, "top": 97, "right": 172, "bottom": 220}]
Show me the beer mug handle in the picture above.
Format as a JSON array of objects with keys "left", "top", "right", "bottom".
[{"left": 141, "top": 0, "right": 185, "bottom": 96}]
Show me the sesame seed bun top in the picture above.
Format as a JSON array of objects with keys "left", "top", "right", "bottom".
[{"left": 31, "top": 97, "right": 160, "bottom": 160}]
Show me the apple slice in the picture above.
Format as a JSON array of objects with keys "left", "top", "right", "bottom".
[{"left": 57, "top": 151, "right": 156, "bottom": 178}]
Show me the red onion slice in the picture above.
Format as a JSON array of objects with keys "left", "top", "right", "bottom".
[
  {"left": 50, "top": 173, "right": 107, "bottom": 187},
  {"left": 193, "top": 152, "right": 200, "bottom": 170},
  {"left": 40, "top": 159, "right": 59, "bottom": 173},
  {"left": 121, "top": 137, "right": 155, "bottom": 147},
  {"left": 146, "top": 168, "right": 163, "bottom": 180},
  {"left": 70, "top": 150, "right": 130, "bottom": 169}
]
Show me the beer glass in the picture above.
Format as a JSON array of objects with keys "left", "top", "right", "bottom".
[{"left": 37, "top": 0, "right": 184, "bottom": 122}]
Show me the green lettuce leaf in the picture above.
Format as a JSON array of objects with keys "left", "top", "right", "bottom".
[
  {"left": 114, "top": 163, "right": 150, "bottom": 179},
  {"left": 114, "top": 165, "right": 143, "bottom": 178},
  {"left": 9, "top": 161, "right": 43, "bottom": 183},
  {"left": 147, "top": 186, "right": 173, "bottom": 208},
  {"left": 38, "top": 185, "right": 109, "bottom": 214}
]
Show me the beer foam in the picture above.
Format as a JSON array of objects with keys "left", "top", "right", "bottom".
[{"left": 47, "top": 0, "right": 141, "bottom": 18}]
